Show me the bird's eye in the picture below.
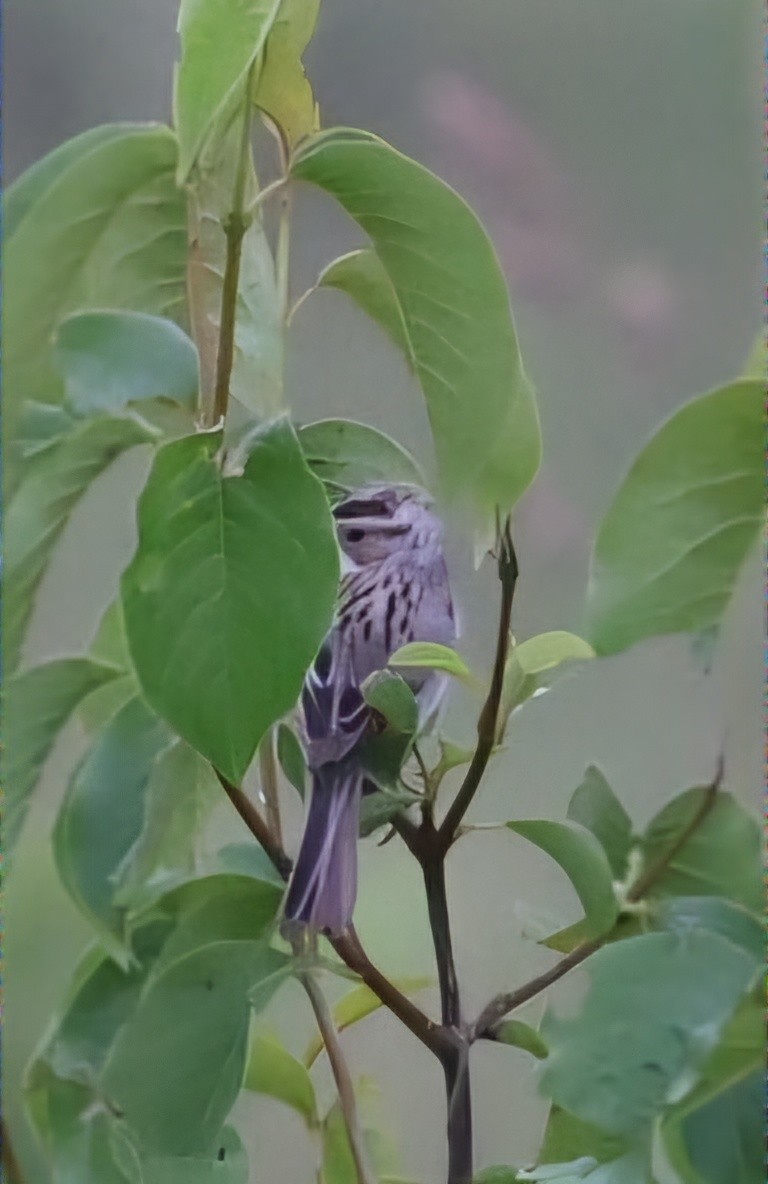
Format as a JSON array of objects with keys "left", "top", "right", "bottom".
[{"left": 345, "top": 528, "right": 365, "bottom": 543}]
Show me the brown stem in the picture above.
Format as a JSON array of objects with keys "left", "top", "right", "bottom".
[
  {"left": 214, "top": 769, "right": 292, "bottom": 881},
  {"left": 471, "top": 757, "right": 724, "bottom": 1040},
  {"left": 213, "top": 769, "right": 447, "bottom": 1057},
  {"left": 300, "top": 970, "right": 377, "bottom": 1184},
  {"left": 438, "top": 519, "right": 518, "bottom": 852},
  {"left": 259, "top": 731, "right": 283, "bottom": 849}
]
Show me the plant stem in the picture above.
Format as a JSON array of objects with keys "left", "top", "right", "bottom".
[
  {"left": 300, "top": 969, "right": 378, "bottom": 1184},
  {"left": 210, "top": 61, "right": 256, "bottom": 426},
  {"left": 438, "top": 519, "right": 518, "bottom": 851},
  {"left": 471, "top": 757, "right": 724, "bottom": 1040},
  {"left": 259, "top": 730, "right": 283, "bottom": 849},
  {"left": 214, "top": 768, "right": 292, "bottom": 880},
  {"left": 422, "top": 853, "right": 473, "bottom": 1184}
]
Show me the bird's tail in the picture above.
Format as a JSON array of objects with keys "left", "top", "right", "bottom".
[{"left": 282, "top": 762, "right": 362, "bottom": 938}]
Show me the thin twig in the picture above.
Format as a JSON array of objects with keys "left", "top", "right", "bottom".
[
  {"left": 210, "top": 60, "right": 256, "bottom": 426},
  {"left": 471, "top": 757, "right": 725, "bottom": 1039},
  {"left": 438, "top": 519, "right": 518, "bottom": 851},
  {"left": 259, "top": 731, "right": 283, "bottom": 849},
  {"left": 300, "top": 970, "right": 378, "bottom": 1184},
  {"left": 214, "top": 769, "right": 293, "bottom": 881}
]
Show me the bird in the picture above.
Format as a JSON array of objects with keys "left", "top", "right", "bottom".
[{"left": 282, "top": 483, "right": 456, "bottom": 938}]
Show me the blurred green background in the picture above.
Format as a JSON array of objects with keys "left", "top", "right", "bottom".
[{"left": 6, "top": 1, "right": 761, "bottom": 1181}]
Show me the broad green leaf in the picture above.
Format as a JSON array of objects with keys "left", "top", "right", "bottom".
[
  {"left": 317, "top": 249, "right": 411, "bottom": 358},
  {"left": 519, "top": 1149, "right": 651, "bottom": 1184},
  {"left": 26, "top": 1072, "right": 137, "bottom": 1184},
  {"left": 661, "top": 996, "right": 762, "bottom": 1184},
  {"left": 185, "top": 109, "right": 282, "bottom": 417},
  {"left": 141, "top": 1128, "right": 248, "bottom": 1184},
  {"left": 654, "top": 897, "right": 763, "bottom": 965},
  {"left": 498, "top": 632, "right": 595, "bottom": 739},
  {"left": 587, "top": 381, "right": 763, "bottom": 655},
  {"left": 102, "top": 939, "right": 285, "bottom": 1156},
  {"left": 215, "top": 841, "right": 286, "bottom": 887},
  {"left": 254, "top": 0, "right": 320, "bottom": 147},
  {"left": 566, "top": 767, "right": 633, "bottom": 880},
  {"left": 5, "top": 657, "right": 122, "bottom": 856},
  {"left": 4, "top": 124, "right": 127, "bottom": 242},
  {"left": 28, "top": 876, "right": 282, "bottom": 1171},
  {"left": 8, "top": 403, "right": 77, "bottom": 495},
  {"left": 539, "top": 1108, "right": 628, "bottom": 1168},
  {"left": 141, "top": 1128, "right": 247, "bottom": 1184},
  {"left": 5, "top": 124, "right": 187, "bottom": 432},
  {"left": 361, "top": 670, "right": 419, "bottom": 735},
  {"left": 114, "top": 741, "right": 221, "bottom": 910},
  {"left": 474, "top": 1170, "right": 522, "bottom": 1184},
  {"left": 640, "top": 788, "right": 761, "bottom": 912},
  {"left": 54, "top": 697, "right": 173, "bottom": 954},
  {"left": 174, "top": 0, "right": 282, "bottom": 180},
  {"left": 303, "top": 978, "right": 430, "bottom": 1067},
  {"left": 540, "top": 930, "right": 757, "bottom": 1136},
  {"left": 121, "top": 420, "right": 339, "bottom": 782},
  {"left": 5, "top": 415, "right": 156, "bottom": 672},
  {"left": 54, "top": 311, "right": 199, "bottom": 416},
  {"left": 291, "top": 129, "right": 541, "bottom": 520},
  {"left": 505, "top": 820, "right": 618, "bottom": 951},
  {"left": 244, "top": 1027, "right": 317, "bottom": 1124},
  {"left": 495, "top": 1020, "right": 548, "bottom": 1060},
  {"left": 389, "top": 641, "right": 473, "bottom": 684},
  {"left": 277, "top": 721, "right": 306, "bottom": 796},
  {"left": 78, "top": 601, "right": 140, "bottom": 734},
  {"left": 298, "top": 418, "right": 425, "bottom": 494}
]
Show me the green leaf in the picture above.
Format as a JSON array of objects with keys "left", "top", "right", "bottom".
[
  {"left": 141, "top": 1129, "right": 247, "bottom": 1183},
  {"left": 4, "top": 657, "right": 122, "bottom": 856},
  {"left": 291, "top": 129, "right": 541, "bottom": 520},
  {"left": 54, "top": 311, "right": 199, "bottom": 416},
  {"left": 587, "top": 380, "right": 763, "bottom": 655},
  {"left": 474, "top": 1170, "right": 522, "bottom": 1184},
  {"left": 254, "top": 0, "right": 320, "bottom": 147},
  {"left": 361, "top": 670, "right": 419, "bottom": 735},
  {"left": 244, "top": 1027, "right": 317, "bottom": 1124},
  {"left": 540, "top": 930, "right": 757, "bottom": 1137},
  {"left": 5, "top": 124, "right": 187, "bottom": 434},
  {"left": 317, "top": 249, "right": 411, "bottom": 358},
  {"left": 321, "top": 1083, "right": 401, "bottom": 1184},
  {"left": 140, "top": 1128, "right": 248, "bottom": 1184},
  {"left": 5, "top": 124, "right": 127, "bottom": 242},
  {"left": 654, "top": 897, "right": 763, "bottom": 965},
  {"left": 303, "top": 978, "right": 430, "bottom": 1067},
  {"left": 186, "top": 108, "right": 282, "bottom": 417},
  {"left": 566, "top": 766, "right": 633, "bottom": 880},
  {"left": 539, "top": 1108, "right": 629, "bottom": 1168},
  {"left": 640, "top": 787, "right": 761, "bottom": 912},
  {"left": 121, "top": 420, "right": 339, "bottom": 782},
  {"left": 114, "top": 741, "right": 221, "bottom": 910},
  {"left": 495, "top": 1020, "right": 548, "bottom": 1060},
  {"left": 277, "top": 721, "right": 306, "bottom": 797},
  {"left": 215, "top": 841, "right": 286, "bottom": 887},
  {"left": 358, "top": 786, "right": 421, "bottom": 837},
  {"left": 54, "top": 697, "right": 173, "bottom": 953},
  {"left": 505, "top": 820, "right": 618, "bottom": 951},
  {"left": 174, "top": 0, "right": 283, "bottom": 180},
  {"left": 5, "top": 415, "right": 156, "bottom": 672},
  {"left": 498, "top": 632, "right": 595, "bottom": 739},
  {"left": 389, "top": 641, "right": 473, "bottom": 684},
  {"left": 298, "top": 417, "right": 425, "bottom": 494},
  {"left": 28, "top": 876, "right": 284, "bottom": 1169},
  {"left": 661, "top": 996, "right": 762, "bottom": 1184}
]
